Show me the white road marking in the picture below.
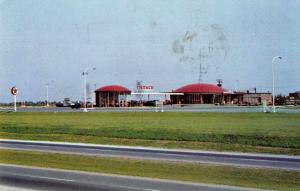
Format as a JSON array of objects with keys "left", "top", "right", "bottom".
[
  {"left": 5, "top": 172, "right": 75, "bottom": 182},
  {"left": 0, "top": 185, "right": 38, "bottom": 191},
  {"left": 2, "top": 172, "right": 160, "bottom": 191}
]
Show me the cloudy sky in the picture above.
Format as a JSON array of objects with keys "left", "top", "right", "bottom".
[{"left": 1, "top": 0, "right": 299, "bottom": 102}]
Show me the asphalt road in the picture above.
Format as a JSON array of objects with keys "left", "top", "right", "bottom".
[
  {"left": 1, "top": 140, "right": 299, "bottom": 171},
  {"left": 0, "top": 164, "right": 266, "bottom": 191}
]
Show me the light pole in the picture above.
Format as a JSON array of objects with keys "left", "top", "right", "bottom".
[
  {"left": 272, "top": 56, "right": 282, "bottom": 113},
  {"left": 45, "top": 80, "right": 54, "bottom": 107},
  {"left": 82, "top": 67, "right": 96, "bottom": 112},
  {"left": 45, "top": 83, "right": 49, "bottom": 107},
  {"left": 93, "top": 83, "right": 97, "bottom": 108}
]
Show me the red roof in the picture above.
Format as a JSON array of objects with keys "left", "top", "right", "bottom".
[
  {"left": 95, "top": 85, "right": 131, "bottom": 93},
  {"left": 175, "top": 83, "right": 224, "bottom": 94}
]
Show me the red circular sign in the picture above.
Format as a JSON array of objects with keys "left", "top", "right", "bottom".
[{"left": 11, "top": 87, "right": 18, "bottom": 95}]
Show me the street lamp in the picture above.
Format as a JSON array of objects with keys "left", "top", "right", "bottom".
[
  {"left": 82, "top": 67, "right": 96, "bottom": 112},
  {"left": 272, "top": 56, "right": 282, "bottom": 113},
  {"left": 92, "top": 83, "right": 97, "bottom": 108},
  {"left": 45, "top": 80, "right": 54, "bottom": 107},
  {"left": 45, "top": 83, "right": 49, "bottom": 107}
]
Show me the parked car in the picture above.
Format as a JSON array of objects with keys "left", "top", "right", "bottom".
[
  {"left": 55, "top": 102, "right": 64, "bottom": 107},
  {"left": 70, "top": 102, "right": 81, "bottom": 109}
]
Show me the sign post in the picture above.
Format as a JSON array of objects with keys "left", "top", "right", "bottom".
[
  {"left": 11, "top": 87, "right": 18, "bottom": 112},
  {"left": 14, "top": 95, "right": 17, "bottom": 112}
]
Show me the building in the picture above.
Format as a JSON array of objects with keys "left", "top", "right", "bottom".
[
  {"left": 286, "top": 91, "right": 300, "bottom": 105},
  {"left": 224, "top": 91, "right": 272, "bottom": 105},
  {"left": 289, "top": 91, "right": 300, "bottom": 99},
  {"left": 241, "top": 92, "right": 272, "bottom": 105},
  {"left": 223, "top": 92, "right": 243, "bottom": 104},
  {"left": 169, "top": 83, "right": 272, "bottom": 106},
  {"left": 95, "top": 85, "right": 131, "bottom": 107},
  {"left": 93, "top": 83, "right": 275, "bottom": 107},
  {"left": 170, "top": 83, "right": 224, "bottom": 104}
]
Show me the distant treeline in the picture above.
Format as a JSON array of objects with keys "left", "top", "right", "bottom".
[{"left": 0, "top": 101, "right": 58, "bottom": 107}]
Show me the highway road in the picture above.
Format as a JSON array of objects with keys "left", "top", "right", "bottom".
[
  {"left": 1, "top": 140, "right": 299, "bottom": 171},
  {"left": 0, "top": 164, "right": 267, "bottom": 191}
]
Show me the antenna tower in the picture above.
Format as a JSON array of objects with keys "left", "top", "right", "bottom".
[{"left": 198, "top": 48, "right": 208, "bottom": 83}]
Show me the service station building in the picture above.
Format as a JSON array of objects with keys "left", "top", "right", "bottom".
[
  {"left": 95, "top": 85, "right": 131, "bottom": 107},
  {"left": 170, "top": 83, "right": 224, "bottom": 104},
  {"left": 94, "top": 83, "right": 272, "bottom": 107}
]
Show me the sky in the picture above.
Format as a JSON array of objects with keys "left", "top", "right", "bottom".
[{"left": 1, "top": 0, "right": 300, "bottom": 102}]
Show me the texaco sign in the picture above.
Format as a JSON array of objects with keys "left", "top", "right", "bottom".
[{"left": 137, "top": 85, "right": 154, "bottom": 92}]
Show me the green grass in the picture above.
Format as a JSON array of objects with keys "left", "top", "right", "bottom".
[
  {"left": 0, "top": 149, "right": 299, "bottom": 191},
  {"left": 0, "top": 112, "right": 300, "bottom": 154}
]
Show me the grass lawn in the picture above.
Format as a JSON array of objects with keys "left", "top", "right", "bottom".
[
  {"left": 0, "top": 149, "right": 299, "bottom": 191},
  {"left": 0, "top": 112, "right": 299, "bottom": 154}
]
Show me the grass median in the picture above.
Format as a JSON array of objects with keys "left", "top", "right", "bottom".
[
  {"left": 0, "top": 149, "right": 299, "bottom": 191},
  {"left": 0, "top": 112, "right": 299, "bottom": 154}
]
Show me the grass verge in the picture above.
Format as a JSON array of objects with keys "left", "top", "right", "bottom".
[
  {"left": 1, "top": 112, "right": 300, "bottom": 154},
  {"left": 0, "top": 149, "right": 299, "bottom": 191}
]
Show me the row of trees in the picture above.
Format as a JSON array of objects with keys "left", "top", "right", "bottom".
[{"left": 0, "top": 101, "right": 58, "bottom": 107}]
